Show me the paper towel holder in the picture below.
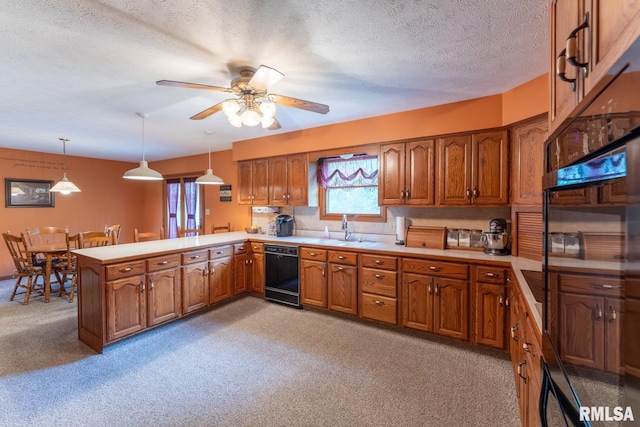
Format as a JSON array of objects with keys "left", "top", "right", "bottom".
[{"left": 395, "top": 216, "right": 406, "bottom": 245}]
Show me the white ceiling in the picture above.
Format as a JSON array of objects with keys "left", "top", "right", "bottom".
[{"left": 0, "top": 0, "right": 548, "bottom": 163}]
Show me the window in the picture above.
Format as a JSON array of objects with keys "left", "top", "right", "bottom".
[
  {"left": 318, "top": 154, "right": 384, "bottom": 221},
  {"left": 166, "top": 177, "right": 203, "bottom": 238}
]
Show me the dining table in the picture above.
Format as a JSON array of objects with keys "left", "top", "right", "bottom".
[{"left": 28, "top": 242, "right": 68, "bottom": 302}]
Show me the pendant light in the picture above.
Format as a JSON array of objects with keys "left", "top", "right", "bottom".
[
  {"left": 196, "top": 131, "right": 224, "bottom": 185},
  {"left": 50, "top": 138, "right": 81, "bottom": 194},
  {"left": 123, "top": 112, "right": 163, "bottom": 180}
]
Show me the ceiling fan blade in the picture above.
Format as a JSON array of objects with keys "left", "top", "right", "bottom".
[
  {"left": 156, "top": 80, "right": 230, "bottom": 93},
  {"left": 190, "top": 102, "right": 224, "bottom": 120},
  {"left": 249, "top": 65, "right": 284, "bottom": 91},
  {"left": 267, "top": 117, "right": 281, "bottom": 130},
  {"left": 269, "top": 94, "right": 330, "bottom": 114}
]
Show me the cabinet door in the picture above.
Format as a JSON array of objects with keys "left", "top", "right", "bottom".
[
  {"left": 268, "top": 155, "right": 288, "bottom": 206},
  {"left": 182, "top": 262, "right": 209, "bottom": 314},
  {"left": 605, "top": 297, "right": 623, "bottom": 374},
  {"left": 237, "top": 160, "right": 254, "bottom": 205},
  {"left": 406, "top": 139, "right": 435, "bottom": 205},
  {"left": 402, "top": 273, "right": 433, "bottom": 332},
  {"left": 549, "top": 188, "right": 594, "bottom": 205},
  {"left": 559, "top": 293, "right": 604, "bottom": 369},
  {"left": 475, "top": 282, "right": 506, "bottom": 349},
  {"left": 147, "top": 268, "right": 181, "bottom": 327},
  {"left": 512, "top": 119, "right": 547, "bottom": 205},
  {"left": 550, "top": 0, "right": 583, "bottom": 123},
  {"left": 600, "top": 178, "right": 626, "bottom": 205},
  {"left": 252, "top": 158, "right": 270, "bottom": 205},
  {"left": 210, "top": 256, "right": 232, "bottom": 303},
  {"left": 433, "top": 277, "right": 469, "bottom": 340},
  {"left": 378, "top": 142, "right": 405, "bottom": 205},
  {"left": 106, "top": 274, "right": 146, "bottom": 342},
  {"left": 328, "top": 264, "right": 357, "bottom": 315},
  {"left": 250, "top": 252, "right": 265, "bottom": 293},
  {"left": 436, "top": 135, "right": 472, "bottom": 205},
  {"left": 472, "top": 130, "right": 509, "bottom": 205},
  {"left": 300, "top": 259, "right": 327, "bottom": 308},
  {"left": 286, "top": 153, "right": 308, "bottom": 206},
  {"left": 233, "top": 253, "right": 248, "bottom": 295}
]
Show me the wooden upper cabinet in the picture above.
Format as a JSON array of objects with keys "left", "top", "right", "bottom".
[
  {"left": 436, "top": 131, "right": 508, "bottom": 206},
  {"left": 436, "top": 134, "right": 472, "bottom": 205},
  {"left": 237, "top": 159, "right": 269, "bottom": 205},
  {"left": 512, "top": 118, "right": 547, "bottom": 205},
  {"left": 379, "top": 138, "right": 435, "bottom": 206},
  {"left": 473, "top": 130, "right": 509, "bottom": 205},
  {"left": 268, "top": 154, "right": 308, "bottom": 206}
]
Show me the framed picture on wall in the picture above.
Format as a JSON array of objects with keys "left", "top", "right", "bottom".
[{"left": 5, "top": 178, "right": 55, "bottom": 208}]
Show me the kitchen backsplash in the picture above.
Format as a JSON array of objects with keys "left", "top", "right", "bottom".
[{"left": 251, "top": 206, "right": 511, "bottom": 242}]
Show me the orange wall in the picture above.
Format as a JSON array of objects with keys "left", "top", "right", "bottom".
[{"left": 232, "top": 74, "right": 549, "bottom": 160}]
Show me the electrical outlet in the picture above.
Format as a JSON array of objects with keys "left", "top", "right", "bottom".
[
  {"left": 205, "top": 209, "right": 210, "bottom": 215},
  {"left": 389, "top": 222, "right": 396, "bottom": 231}
]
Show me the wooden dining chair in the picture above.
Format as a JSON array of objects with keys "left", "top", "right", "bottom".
[
  {"left": 178, "top": 226, "right": 201, "bottom": 237},
  {"left": 104, "top": 224, "right": 122, "bottom": 244},
  {"left": 211, "top": 223, "right": 231, "bottom": 234},
  {"left": 25, "top": 226, "right": 68, "bottom": 292},
  {"left": 59, "top": 233, "right": 80, "bottom": 301},
  {"left": 133, "top": 227, "right": 165, "bottom": 243},
  {"left": 79, "top": 231, "right": 116, "bottom": 248},
  {"left": 3, "top": 232, "right": 45, "bottom": 304}
]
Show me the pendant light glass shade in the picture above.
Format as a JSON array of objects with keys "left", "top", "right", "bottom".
[
  {"left": 123, "top": 113, "right": 163, "bottom": 181},
  {"left": 196, "top": 134, "right": 224, "bottom": 185},
  {"left": 50, "top": 138, "right": 81, "bottom": 194}
]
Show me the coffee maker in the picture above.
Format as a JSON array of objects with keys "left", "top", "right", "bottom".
[
  {"left": 482, "top": 218, "right": 511, "bottom": 255},
  {"left": 274, "top": 214, "right": 294, "bottom": 237}
]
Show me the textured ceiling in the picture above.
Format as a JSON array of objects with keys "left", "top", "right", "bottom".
[{"left": 0, "top": 0, "right": 548, "bottom": 162}]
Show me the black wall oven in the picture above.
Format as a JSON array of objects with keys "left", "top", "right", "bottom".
[
  {"left": 540, "top": 38, "right": 640, "bottom": 426},
  {"left": 264, "top": 244, "right": 300, "bottom": 308}
]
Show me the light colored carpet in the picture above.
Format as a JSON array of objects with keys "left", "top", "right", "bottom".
[{"left": 0, "top": 279, "right": 520, "bottom": 427}]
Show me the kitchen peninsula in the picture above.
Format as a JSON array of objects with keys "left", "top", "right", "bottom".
[{"left": 74, "top": 231, "right": 541, "bottom": 354}]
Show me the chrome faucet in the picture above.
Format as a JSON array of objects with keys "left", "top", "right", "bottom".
[{"left": 342, "top": 214, "right": 352, "bottom": 241}]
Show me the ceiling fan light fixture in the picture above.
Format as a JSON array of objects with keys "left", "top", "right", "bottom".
[
  {"left": 261, "top": 116, "right": 275, "bottom": 128},
  {"left": 240, "top": 109, "right": 261, "bottom": 127},
  {"left": 228, "top": 114, "right": 242, "bottom": 127},
  {"left": 123, "top": 113, "right": 164, "bottom": 181},
  {"left": 50, "top": 138, "right": 81, "bottom": 194},
  {"left": 222, "top": 99, "right": 241, "bottom": 116},
  {"left": 259, "top": 101, "right": 276, "bottom": 119}
]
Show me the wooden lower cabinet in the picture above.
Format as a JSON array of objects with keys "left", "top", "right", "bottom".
[
  {"left": 210, "top": 254, "right": 233, "bottom": 304},
  {"left": 106, "top": 273, "right": 146, "bottom": 342},
  {"left": 300, "top": 247, "right": 328, "bottom": 308},
  {"left": 328, "top": 250, "right": 358, "bottom": 315},
  {"left": 401, "top": 258, "right": 469, "bottom": 341},
  {"left": 359, "top": 253, "right": 398, "bottom": 325},
  {"left": 249, "top": 243, "right": 265, "bottom": 293},
  {"left": 233, "top": 253, "right": 248, "bottom": 295},
  {"left": 146, "top": 265, "right": 181, "bottom": 327},
  {"left": 182, "top": 261, "right": 209, "bottom": 313},
  {"left": 474, "top": 266, "right": 507, "bottom": 349}
]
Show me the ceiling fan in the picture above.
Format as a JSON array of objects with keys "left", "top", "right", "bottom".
[{"left": 156, "top": 65, "right": 330, "bottom": 130}]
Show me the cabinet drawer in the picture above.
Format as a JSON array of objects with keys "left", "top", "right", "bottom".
[
  {"left": 210, "top": 245, "right": 232, "bottom": 260},
  {"left": 182, "top": 249, "right": 208, "bottom": 265},
  {"left": 401, "top": 258, "right": 468, "bottom": 280},
  {"left": 361, "top": 293, "right": 397, "bottom": 325},
  {"left": 250, "top": 242, "right": 264, "bottom": 253},
  {"left": 146, "top": 254, "right": 181, "bottom": 273},
  {"left": 559, "top": 273, "right": 623, "bottom": 297},
  {"left": 105, "top": 260, "right": 146, "bottom": 281},
  {"left": 234, "top": 243, "right": 247, "bottom": 254},
  {"left": 300, "top": 247, "right": 327, "bottom": 261},
  {"left": 360, "top": 254, "right": 397, "bottom": 270},
  {"left": 328, "top": 250, "right": 357, "bottom": 265},
  {"left": 475, "top": 266, "right": 506, "bottom": 284},
  {"left": 360, "top": 268, "right": 397, "bottom": 298}
]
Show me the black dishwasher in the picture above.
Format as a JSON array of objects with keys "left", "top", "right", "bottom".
[{"left": 264, "top": 244, "right": 300, "bottom": 308}]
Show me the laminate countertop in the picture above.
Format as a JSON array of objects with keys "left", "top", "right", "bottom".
[{"left": 75, "top": 231, "right": 544, "bottom": 330}]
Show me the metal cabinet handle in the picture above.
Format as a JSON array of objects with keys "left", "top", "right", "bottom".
[
  {"left": 322, "top": 268, "right": 325, "bottom": 277},
  {"left": 466, "top": 188, "right": 472, "bottom": 200},
  {"left": 140, "top": 281, "right": 145, "bottom": 293},
  {"left": 428, "top": 266, "right": 440, "bottom": 271},
  {"left": 609, "top": 306, "right": 617, "bottom": 322},
  {"left": 215, "top": 251, "right": 223, "bottom": 255},
  {"left": 499, "top": 292, "right": 504, "bottom": 307},
  {"left": 309, "top": 252, "right": 317, "bottom": 256},
  {"left": 374, "top": 260, "right": 384, "bottom": 265},
  {"left": 556, "top": 48, "right": 577, "bottom": 92},
  {"left": 149, "top": 279, "right": 154, "bottom": 291},
  {"left": 406, "top": 189, "right": 411, "bottom": 200},
  {"left": 434, "top": 283, "right": 439, "bottom": 296},
  {"left": 374, "top": 274, "right": 384, "bottom": 279},
  {"left": 506, "top": 277, "right": 513, "bottom": 283},
  {"left": 157, "top": 260, "right": 169, "bottom": 265},
  {"left": 338, "top": 255, "right": 346, "bottom": 260},
  {"left": 472, "top": 186, "right": 478, "bottom": 199},
  {"left": 373, "top": 300, "right": 385, "bottom": 306},
  {"left": 566, "top": 13, "right": 589, "bottom": 71},
  {"left": 511, "top": 324, "right": 518, "bottom": 341},
  {"left": 523, "top": 342, "right": 536, "bottom": 356},
  {"left": 484, "top": 272, "right": 498, "bottom": 278},
  {"left": 190, "top": 255, "right": 201, "bottom": 259},
  {"left": 119, "top": 266, "right": 133, "bottom": 273},
  {"left": 428, "top": 283, "right": 433, "bottom": 295},
  {"left": 400, "top": 190, "right": 405, "bottom": 200},
  {"left": 336, "top": 266, "right": 345, "bottom": 271},
  {"left": 592, "top": 283, "right": 621, "bottom": 290},
  {"left": 518, "top": 360, "right": 527, "bottom": 381},
  {"left": 595, "top": 304, "right": 603, "bottom": 320},
  {"left": 505, "top": 296, "right": 510, "bottom": 307}
]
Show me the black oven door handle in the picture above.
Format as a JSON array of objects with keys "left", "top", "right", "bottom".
[{"left": 540, "top": 363, "right": 589, "bottom": 427}]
